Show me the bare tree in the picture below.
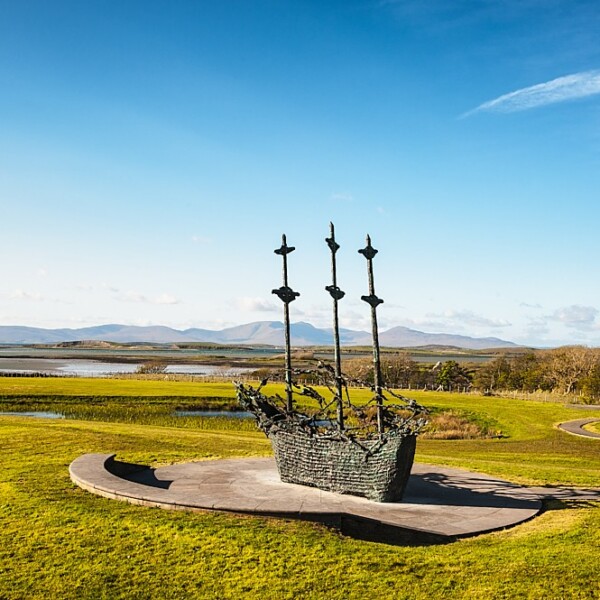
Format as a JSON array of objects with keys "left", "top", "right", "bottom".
[
  {"left": 543, "top": 346, "right": 597, "bottom": 394},
  {"left": 380, "top": 353, "right": 418, "bottom": 388}
]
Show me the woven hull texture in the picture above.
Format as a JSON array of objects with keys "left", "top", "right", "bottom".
[{"left": 269, "top": 430, "right": 416, "bottom": 502}]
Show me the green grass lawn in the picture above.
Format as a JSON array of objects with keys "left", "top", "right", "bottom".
[
  {"left": 0, "top": 376, "right": 238, "bottom": 398},
  {"left": 585, "top": 420, "right": 600, "bottom": 434},
  {"left": 1, "top": 378, "right": 600, "bottom": 598}
]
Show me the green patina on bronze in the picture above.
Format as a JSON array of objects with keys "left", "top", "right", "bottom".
[{"left": 237, "top": 225, "right": 428, "bottom": 502}]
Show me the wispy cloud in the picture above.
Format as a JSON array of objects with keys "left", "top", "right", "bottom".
[
  {"left": 191, "top": 235, "right": 212, "bottom": 244},
  {"left": 339, "top": 309, "right": 371, "bottom": 332},
  {"left": 549, "top": 304, "right": 598, "bottom": 331},
  {"left": 330, "top": 192, "right": 354, "bottom": 202},
  {"left": 117, "top": 291, "right": 147, "bottom": 303},
  {"left": 235, "top": 296, "right": 278, "bottom": 312},
  {"left": 154, "top": 293, "right": 180, "bottom": 305},
  {"left": 116, "top": 291, "right": 181, "bottom": 305},
  {"left": 425, "top": 309, "right": 511, "bottom": 329},
  {"left": 10, "top": 289, "right": 44, "bottom": 301},
  {"left": 524, "top": 318, "right": 551, "bottom": 339},
  {"left": 463, "top": 70, "right": 600, "bottom": 117},
  {"left": 520, "top": 302, "right": 543, "bottom": 309},
  {"left": 74, "top": 283, "right": 120, "bottom": 293}
]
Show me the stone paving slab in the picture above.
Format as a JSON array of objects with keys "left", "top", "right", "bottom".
[{"left": 70, "top": 454, "right": 548, "bottom": 543}]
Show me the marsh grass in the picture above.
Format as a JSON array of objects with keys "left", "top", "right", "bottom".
[
  {"left": 58, "top": 403, "right": 258, "bottom": 432},
  {"left": 0, "top": 378, "right": 500, "bottom": 440},
  {"left": 421, "top": 410, "right": 500, "bottom": 440}
]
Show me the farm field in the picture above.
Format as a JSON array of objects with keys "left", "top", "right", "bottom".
[{"left": 1, "top": 378, "right": 600, "bottom": 599}]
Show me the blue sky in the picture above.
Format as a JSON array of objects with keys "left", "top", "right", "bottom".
[{"left": 1, "top": 0, "right": 599, "bottom": 346}]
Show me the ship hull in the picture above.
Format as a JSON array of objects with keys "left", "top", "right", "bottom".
[{"left": 269, "top": 430, "right": 416, "bottom": 502}]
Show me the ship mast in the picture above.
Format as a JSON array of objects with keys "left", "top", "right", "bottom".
[
  {"left": 272, "top": 234, "right": 300, "bottom": 412},
  {"left": 358, "top": 235, "right": 384, "bottom": 435},
  {"left": 325, "top": 223, "right": 345, "bottom": 430}
]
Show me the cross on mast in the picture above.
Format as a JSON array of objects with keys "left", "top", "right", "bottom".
[
  {"left": 359, "top": 235, "right": 385, "bottom": 435},
  {"left": 272, "top": 234, "right": 300, "bottom": 411},
  {"left": 325, "top": 222, "right": 345, "bottom": 429}
]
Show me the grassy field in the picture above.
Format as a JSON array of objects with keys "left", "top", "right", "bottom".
[
  {"left": 1, "top": 378, "right": 600, "bottom": 598},
  {"left": 585, "top": 420, "right": 600, "bottom": 434},
  {"left": 0, "top": 376, "right": 239, "bottom": 398},
  {"left": 583, "top": 420, "right": 600, "bottom": 433}
]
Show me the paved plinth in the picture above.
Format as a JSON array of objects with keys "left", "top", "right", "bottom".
[{"left": 70, "top": 454, "right": 545, "bottom": 544}]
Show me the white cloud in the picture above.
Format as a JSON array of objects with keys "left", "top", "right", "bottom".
[
  {"left": 524, "top": 318, "right": 551, "bottom": 338},
  {"left": 116, "top": 291, "right": 181, "bottom": 305},
  {"left": 339, "top": 310, "right": 371, "bottom": 331},
  {"left": 520, "top": 302, "right": 542, "bottom": 309},
  {"left": 425, "top": 309, "right": 511, "bottom": 329},
  {"left": 117, "top": 291, "right": 148, "bottom": 303},
  {"left": 401, "top": 317, "right": 459, "bottom": 332},
  {"left": 154, "top": 293, "right": 180, "bottom": 305},
  {"left": 192, "top": 235, "right": 212, "bottom": 244},
  {"left": 236, "top": 296, "right": 278, "bottom": 312},
  {"left": 380, "top": 302, "right": 405, "bottom": 310},
  {"left": 464, "top": 70, "right": 600, "bottom": 116},
  {"left": 330, "top": 192, "right": 354, "bottom": 202},
  {"left": 550, "top": 304, "right": 598, "bottom": 330},
  {"left": 10, "top": 289, "right": 44, "bottom": 301}
]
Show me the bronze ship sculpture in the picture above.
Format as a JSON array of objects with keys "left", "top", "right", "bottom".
[{"left": 235, "top": 224, "right": 428, "bottom": 502}]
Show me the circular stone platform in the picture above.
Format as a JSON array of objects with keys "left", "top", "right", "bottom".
[{"left": 70, "top": 454, "right": 544, "bottom": 544}]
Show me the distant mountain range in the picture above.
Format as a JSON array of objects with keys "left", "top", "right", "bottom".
[{"left": 0, "top": 321, "right": 518, "bottom": 350}]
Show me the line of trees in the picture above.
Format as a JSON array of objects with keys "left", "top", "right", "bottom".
[
  {"left": 343, "top": 354, "right": 473, "bottom": 392},
  {"left": 473, "top": 346, "right": 600, "bottom": 399},
  {"left": 342, "top": 346, "right": 600, "bottom": 401}
]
